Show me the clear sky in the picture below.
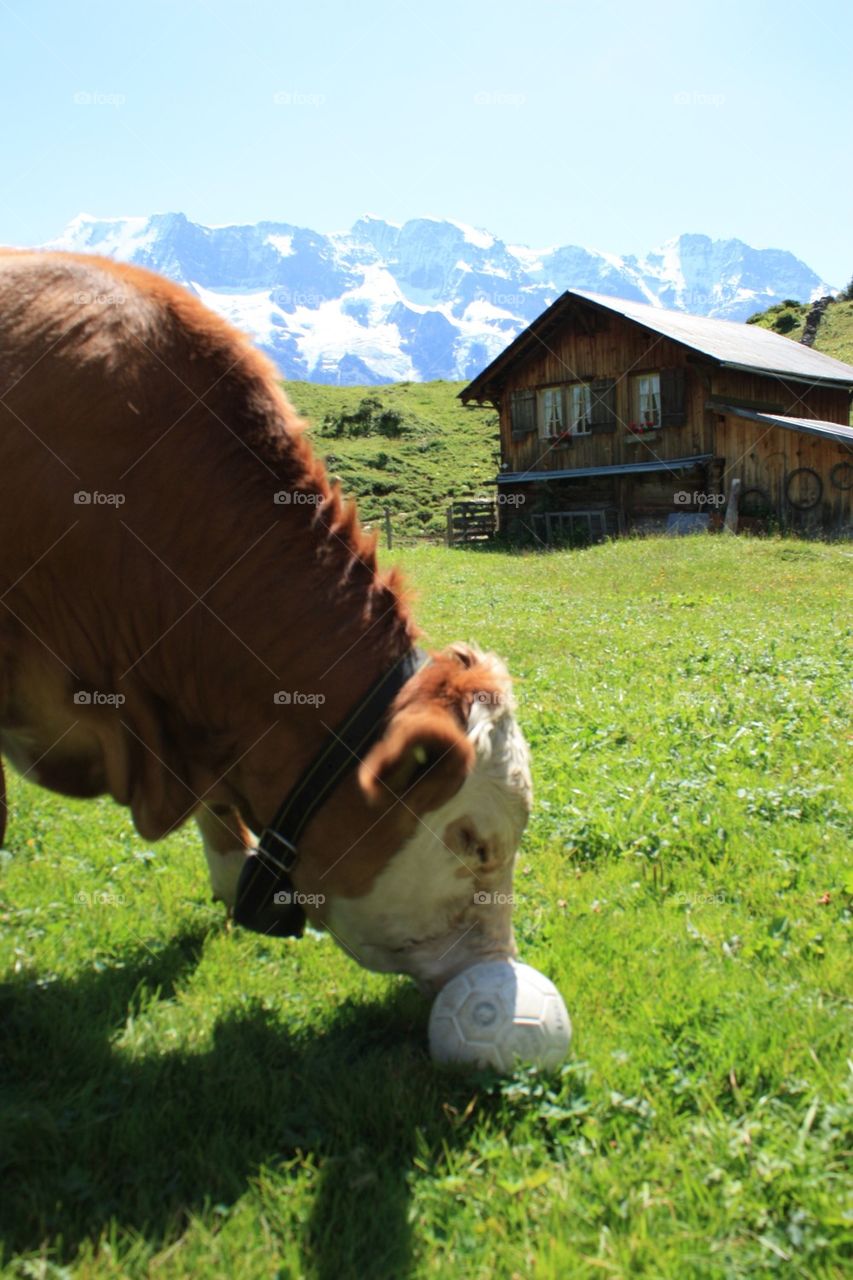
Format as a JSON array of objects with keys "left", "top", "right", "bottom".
[{"left": 1, "top": 0, "right": 850, "bottom": 283}]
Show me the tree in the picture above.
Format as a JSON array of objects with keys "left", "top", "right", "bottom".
[{"left": 837, "top": 274, "right": 853, "bottom": 302}]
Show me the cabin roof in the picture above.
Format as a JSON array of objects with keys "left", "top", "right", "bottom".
[{"left": 460, "top": 289, "right": 853, "bottom": 401}]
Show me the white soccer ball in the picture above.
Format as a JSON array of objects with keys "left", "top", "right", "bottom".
[{"left": 428, "top": 959, "right": 572, "bottom": 1072}]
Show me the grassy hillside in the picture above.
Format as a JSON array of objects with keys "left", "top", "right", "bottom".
[
  {"left": 747, "top": 297, "right": 853, "bottom": 366},
  {"left": 811, "top": 299, "right": 853, "bottom": 365},
  {"left": 283, "top": 380, "right": 499, "bottom": 538},
  {"left": 1, "top": 537, "right": 851, "bottom": 1278}
]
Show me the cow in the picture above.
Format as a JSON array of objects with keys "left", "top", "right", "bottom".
[{"left": 0, "top": 250, "right": 532, "bottom": 994}]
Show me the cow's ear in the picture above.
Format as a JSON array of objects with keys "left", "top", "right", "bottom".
[
  {"left": 358, "top": 706, "right": 474, "bottom": 815},
  {"left": 447, "top": 641, "right": 478, "bottom": 669}
]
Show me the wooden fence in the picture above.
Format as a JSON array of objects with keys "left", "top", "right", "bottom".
[
  {"left": 446, "top": 500, "right": 497, "bottom": 546},
  {"left": 359, "top": 502, "right": 498, "bottom": 548}
]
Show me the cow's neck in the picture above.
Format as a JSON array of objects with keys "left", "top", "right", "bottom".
[{"left": 204, "top": 528, "right": 417, "bottom": 834}]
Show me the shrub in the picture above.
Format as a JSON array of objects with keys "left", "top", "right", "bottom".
[
  {"left": 376, "top": 409, "right": 405, "bottom": 437},
  {"left": 772, "top": 311, "right": 799, "bottom": 334},
  {"left": 321, "top": 397, "right": 408, "bottom": 439}
]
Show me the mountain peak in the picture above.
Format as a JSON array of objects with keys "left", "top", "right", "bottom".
[{"left": 31, "top": 213, "right": 836, "bottom": 383}]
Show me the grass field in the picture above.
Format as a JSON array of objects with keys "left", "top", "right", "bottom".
[
  {"left": 284, "top": 380, "right": 498, "bottom": 537},
  {"left": 1, "top": 536, "right": 851, "bottom": 1278}
]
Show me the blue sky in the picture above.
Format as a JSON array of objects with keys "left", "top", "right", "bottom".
[{"left": 1, "top": 0, "right": 850, "bottom": 283}]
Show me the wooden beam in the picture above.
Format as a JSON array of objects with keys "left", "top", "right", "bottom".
[
  {"left": 724, "top": 478, "right": 741, "bottom": 534},
  {"left": 706, "top": 395, "right": 785, "bottom": 414}
]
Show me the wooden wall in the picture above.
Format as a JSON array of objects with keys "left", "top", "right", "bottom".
[
  {"left": 498, "top": 305, "right": 712, "bottom": 474},
  {"left": 714, "top": 416, "right": 852, "bottom": 531},
  {"left": 709, "top": 370, "right": 852, "bottom": 531},
  {"left": 710, "top": 369, "right": 849, "bottom": 423}
]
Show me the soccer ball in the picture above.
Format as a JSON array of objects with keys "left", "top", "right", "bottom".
[{"left": 428, "top": 959, "right": 572, "bottom": 1072}]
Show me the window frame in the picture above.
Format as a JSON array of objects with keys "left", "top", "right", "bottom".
[
  {"left": 537, "top": 385, "right": 566, "bottom": 438},
  {"left": 568, "top": 382, "right": 593, "bottom": 435},
  {"left": 631, "top": 371, "right": 662, "bottom": 428}
]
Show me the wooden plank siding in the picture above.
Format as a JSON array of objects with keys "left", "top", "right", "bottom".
[
  {"left": 498, "top": 316, "right": 712, "bottom": 474},
  {"left": 709, "top": 370, "right": 852, "bottom": 530},
  {"left": 713, "top": 413, "right": 853, "bottom": 531},
  {"left": 709, "top": 369, "right": 850, "bottom": 423}
]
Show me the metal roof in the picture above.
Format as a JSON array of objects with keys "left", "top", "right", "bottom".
[
  {"left": 461, "top": 290, "right": 853, "bottom": 400},
  {"left": 572, "top": 291, "right": 853, "bottom": 385},
  {"left": 496, "top": 455, "right": 714, "bottom": 484},
  {"left": 712, "top": 404, "right": 853, "bottom": 447}
]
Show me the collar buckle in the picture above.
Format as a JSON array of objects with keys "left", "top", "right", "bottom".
[{"left": 261, "top": 827, "right": 298, "bottom": 870}]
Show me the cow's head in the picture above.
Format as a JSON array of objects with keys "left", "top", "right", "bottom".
[{"left": 312, "top": 644, "right": 532, "bottom": 994}]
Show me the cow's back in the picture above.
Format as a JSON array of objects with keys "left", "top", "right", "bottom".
[
  {"left": 0, "top": 250, "right": 300, "bottom": 669},
  {"left": 0, "top": 252, "right": 308, "bottom": 833},
  {"left": 0, "top": 250, "right": 290, "bottom": 470}
]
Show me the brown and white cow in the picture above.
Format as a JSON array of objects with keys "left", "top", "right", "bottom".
[{"left": 0, "top": 250, "right": 531, "bottom": 993}]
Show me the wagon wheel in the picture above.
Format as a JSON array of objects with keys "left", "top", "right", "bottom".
[
  {"left": 738, "top": 486, "right": 773, "bottom": 517},
  {"left": 785, "top": 467, "right": 822, "bottom": 511},
  {"left": 830, "top": 460, "right": 853, "bottom": 490}
]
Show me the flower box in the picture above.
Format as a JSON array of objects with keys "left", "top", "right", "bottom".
[{"left": 625, "top": 422, "right": 663, "bottom": 443}]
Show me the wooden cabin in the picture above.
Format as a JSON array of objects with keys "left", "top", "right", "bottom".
[{"left": 460, "top": 290, "right": 853, "bottom": 541}]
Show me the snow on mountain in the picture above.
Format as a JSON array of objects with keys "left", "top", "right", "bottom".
[{"left": 37, "top": 213, "right": 836, "bottom": 384}]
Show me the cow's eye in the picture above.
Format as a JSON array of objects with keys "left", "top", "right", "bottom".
[{"left": 456, "top": 825, "right": 489, "bottom": 863}]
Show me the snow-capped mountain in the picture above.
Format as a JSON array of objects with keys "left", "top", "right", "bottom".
[{"left": 39, "top": 212, "right": 835, "bottom": 384}]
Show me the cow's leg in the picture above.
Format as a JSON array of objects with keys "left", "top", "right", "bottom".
[{"left": 195, "top": 804, "right": 254, "bottom": 910}]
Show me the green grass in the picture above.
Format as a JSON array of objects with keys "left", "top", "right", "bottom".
[
  {"left": 809, "top": 301, "right": 853, "bottom": 366},
  {"left": 747, "top": 301, "right": 808, "bottom": 342},
  {"left": 284, "top": 379, "right": 499, "bottom": 537},
  {"left": 747, "top": 298, "right": 853, "bottom": 374},
  {"left": 1, "top": 536, "right": 852, "bottom": 1278}
]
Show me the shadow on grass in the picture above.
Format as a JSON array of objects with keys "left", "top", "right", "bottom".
[{"left": 0, "top": 930, "right": 481, "bottom": 1278}]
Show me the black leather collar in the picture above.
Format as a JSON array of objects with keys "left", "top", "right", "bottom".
[{"left": 233, "top": 646, "right": 428, "bottom": 938}]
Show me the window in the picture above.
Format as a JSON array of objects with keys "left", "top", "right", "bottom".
[
  {"left": 569, "top": 383, "right": 592, "bottom": 434},
  {"left": 632, "top": 372, "right": 661, "bottom": 427},
  {"left": 538, "top": 386, "right": 565, "bottom": 437}
]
